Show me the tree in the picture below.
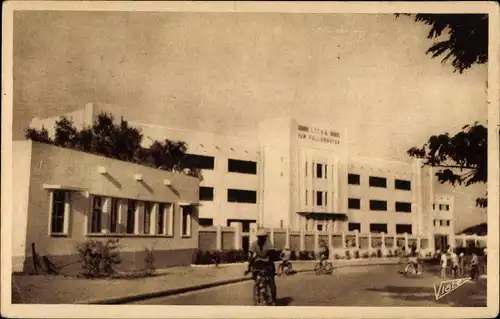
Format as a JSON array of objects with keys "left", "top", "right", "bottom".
[
  {"left": 25, "top": 113, "right": 202, "bottom": 179},
  {"left": 407, "top": 123, "right": 488, "bottom": 207},
  {"left": 396, "top": 14, "right": 488, "bottom": 73}
]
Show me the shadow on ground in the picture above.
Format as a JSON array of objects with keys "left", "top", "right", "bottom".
[{"left": 275, "top": 296, "right": 293, "bottom": 306}]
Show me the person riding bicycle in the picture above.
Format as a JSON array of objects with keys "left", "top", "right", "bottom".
[
  {"left": 406, "top": 244, "right": 420, "bottom": 275},
  {"left": 279, "top": 246, "right": 292, "bottom": 273},
  {"left": 318, "top": 241, "right": 329, "bottom": 268},
  {"left": 246, "top": 229, "right": 277, "bottom": 305}
]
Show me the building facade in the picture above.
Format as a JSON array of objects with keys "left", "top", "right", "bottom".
[
  {"left": 29, "top": 102, "right": 458, "bottom": 251},
  {"left": 13, "top": 140, "right": 200, "bottom": 273}
]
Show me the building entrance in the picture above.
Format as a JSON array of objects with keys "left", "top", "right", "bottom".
[{"left": 434, "top": 234, "right": 449, "bottom": 252}]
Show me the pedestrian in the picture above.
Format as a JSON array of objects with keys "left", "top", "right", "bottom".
[
  {"left": 440, "top": 249, "right": 448, "bottom": 279},
  {"left": 459, "top": 252, "right": 465, "bottom": 277},
  {"left": 450, "top": 248, "right": 459, "bottom": 278}
]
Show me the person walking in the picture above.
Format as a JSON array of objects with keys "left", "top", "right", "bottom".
[{"left": 440, "top": 249, "right": 448, "bottom": 279}]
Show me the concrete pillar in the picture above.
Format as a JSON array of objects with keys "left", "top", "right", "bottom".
[
  {"left": 101, "top": 197, "right": 111, "bottom": 234},
  {"left": 328, "top": 227, "right": 333, "bottom": 249},
  {"left": 117, "top": 199, "right": 128, "bottom": 234},
  {"left": 355, "top": 230, "right": 360, "bottom": 249},
  {"left": 231, "top": 222, "right": 242, "bottom": 250},
  {"left": 270, "top": 227, "right": 275, "bottom": 246},
  {"left": 341, "top": 231, "right": 346, "bottom": 249},
  {"left": 462, "top": 234, "right": 467, "bottom": 247},
  {"left": 314, "top": 230, "right": 319, "bottom": 252},
  {"left": 216, "top": 225, "right": 222, "bottom": 251},
  {"left": 249, "top": 223, "right": 258, "bottom": 243},
  {"left": 300, "top": 230, "right": 305, "bottom": 251},
  {"left": 134, "top": 202, "right": 144, "bottom": 235},
  {"left": 368, "top": 232, "right": 372, "bottom": 252},
  {"left": 149, "top": 203, "right": 158, "bottom": 235},
  {"left": 404, "top": 232, "right": 409, "bottom": 250},
  {"left": 285, "top": 228, "right": 290, "bottom": 248},
  {"left": 381, "top": 232, "right": 386, "bottom": 248},
  {"left": 393, "top": 234, "right": 398, "bottom": 250}
]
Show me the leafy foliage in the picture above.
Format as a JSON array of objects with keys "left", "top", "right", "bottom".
[
  {"left": 25, "top": 113, "right": 202, "bottom": 179},
  {"left": 396, "top": 14, "right": 488, "bottom": 73},
  {"left": 76, "top": 239, "right": 121, "bottom": 278},
  {"left": 407, "top": 123, "right": 488, "bottom": 207}
]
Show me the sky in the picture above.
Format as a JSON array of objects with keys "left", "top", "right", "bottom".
[{"left": 12, "top": 11, "right": 488, "bottom": 231}]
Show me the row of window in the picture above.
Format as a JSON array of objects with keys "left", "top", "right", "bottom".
[
  {"left": 50, "top": 190, "right": 192, "bottom": 237},
  {"left": 348, "top": 174, "right": 412, "bottom": 191},
  {"left": 348, "top": 198, "right": 412, "bottom": 213},
  {"left": 184, "top": 154, "right": 257, "bottom": 175},
  {"left": 199, "top": 187, "right": 257, "bottom": 204},
  {"left": 433, "top": 203, "right": 451, "bottom": 211},
  {"left": 434, "top": 219, "right": 451, "bottom": 227},
  {"left": 348, "top": 222, "right": 413, "bottom": 234}
]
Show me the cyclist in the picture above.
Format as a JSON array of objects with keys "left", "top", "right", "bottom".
[
  {"left": 318, "top": 240, "right": 329, "bottom": 268},
  {"left": 405, "top": 244, "right": 420, "bottom": 275},
  {"left": 246, "top": 229, "right": 277, "bottom": 305},
  {"left": 279, "top": 246, "right": 292, "bottom": 274}
]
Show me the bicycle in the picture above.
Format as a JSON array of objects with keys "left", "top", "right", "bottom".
[
  {"left": 315, "top": 260, "right": 333, "bottom": 275},
  {"left": 401, "top": 261, "right": 420, "bottom": 277},
  {"left": 278, "top": 260, "right": 293, "bottom": 277},
  {"left": 249, "top": 268, "right": 274, "bottom": 306}
]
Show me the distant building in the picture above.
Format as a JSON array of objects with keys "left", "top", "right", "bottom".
[
  {"left": 13, "top": 140, "right": 200, "bottom": 273},
  {"left": 28, "top": 102, "right": 458, "bottom": 252}
]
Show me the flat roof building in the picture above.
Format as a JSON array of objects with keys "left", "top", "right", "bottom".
[{"left": 29, "top": 102, "right": 459, "bottom": 252}]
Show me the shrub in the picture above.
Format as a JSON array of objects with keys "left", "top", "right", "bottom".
[
  {"left": 345, "top": 250, "right": 351, "bottom": 260},
  {"left": 194, "top": 250, "right": 248, "bottom": 265},
  {"left": 76, "top": 239, "right": 121, "bottom": 278},
  {"left": 376, "top": 249, "right": 382, "bottom": 258},
  {"left": 354, "top": 250, "right": 360, "bottom": 259},
  {"left": 362, "top": 252, "right": 369, "bottom": 259},
  {"left": 370, "top": 251, "right": 377, "bottom": 258},
  {"left": 333, "top": 253, "right": 340, "bottom": 260},
  {"left": 387, "top": 249, "right": 393, "bottom": 257}
]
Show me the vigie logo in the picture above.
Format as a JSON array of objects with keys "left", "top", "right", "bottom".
[{"left": 433, "top": 278, "right": 471, "bottom": 300}]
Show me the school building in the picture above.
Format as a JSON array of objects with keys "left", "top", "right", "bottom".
[{"left": 27, "top": 102, "right": 459, "bottom": 254}]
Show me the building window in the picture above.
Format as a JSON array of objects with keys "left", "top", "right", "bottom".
[
  {"left": 325, "top": 192, "right": 328, "bottom": 206},
  {"left": 199, "top": 187, "right": 214, "bottom": 201},
  {"left": 181, "top": 206, "right": 192, "bottom": 237},
  {"left": 348, "top": 173, "right": 360, "bottom": 185},
  {"left": 305, "top": 190, "right": 308, "bottom": 205},
  {"left": 395, "top": 179, "right": 411, "bottom": 191},
  {"left": 183, "top": 154, "right": 215, "bottom": 170},
  {"left": 348, "top": 222, "right": 361, "bottom": 232},
  {"left": 316, "top": 163, "right": 323, "bottom": 179},
  {"left": 348, "top": 198, "right": 361, "bottom": 209},
  {"left": 446, "top": 220, "right": 450, "bottom": 226},
  {"left": 324, "top": 164, "right": 328, "bottom": 179},
  {"left": 317, "top": 224, "right": 323, "bottom": 231},
  {"left": 433, "top": 204, "right": 436, "bottom": 210},
  {"left": 143, "top": 202, "right": 153, "bottom": 235},
  {"left": 109, "top": 198, "right": 119, "bottom": 233},
  {"left": 395, "top": 202, "right": 412, "bottom": 213},
  {"left": 50, "top": 190, "right": 69, "bottom": 235},
  {"left": 369, "top": 200, "right": 387, "bottom": 211},
  {"left": 305, "top": 162, "right": 308, "bottom": 176},
  {"left": 227, "top": 189, "right": 257, "bottom": 204},
  {"left": 157, "top": 203, "right": 173, "bottom": 236},
  {"left": 228, "top": 159, "right": 257, "bottom": 175},
  {"left": 90, "top": 196, "right": 103, "bottom": 234},
  {"left": 370, "top": 223, "right": 388, "bottom": 233},
  {"left": 439, "top": 204, "right": 450, "bottom": 211},
  {"left": 126, "top": 199, "right": 137, "bottom": 234},
  {"left": 316, "top": 191, "right": 323, "bottom": 206},
  {"left": 433, "top": 219, "right": 437, "bottom": 226},
  {"left": 199, "top": 218, "right": 214, "bottom": 227},
  {"left": 396, "top": 224, "right": 412, "bottom": 234},
  {"left": 369, "top": 176, "right": 387, "bottom": 188},
  {"left": 440, "top": 220, "right": 445, "bottom": 226}
]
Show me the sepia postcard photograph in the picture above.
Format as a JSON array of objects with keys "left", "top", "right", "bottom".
[{"left": 1, "top": 1, "right": 499, "bottom": 318}]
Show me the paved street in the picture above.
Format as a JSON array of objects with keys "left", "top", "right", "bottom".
[{"left": 132, "top": 264, "right": 486, "bottom": 307}]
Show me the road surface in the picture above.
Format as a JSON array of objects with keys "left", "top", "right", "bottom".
[{"left": 132, "top": 264, "right": 487, "bottom": 307}]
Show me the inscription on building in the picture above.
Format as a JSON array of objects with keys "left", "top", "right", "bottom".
[{"left": 297, "top": 124, "right": 340, "bottom": 144}]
